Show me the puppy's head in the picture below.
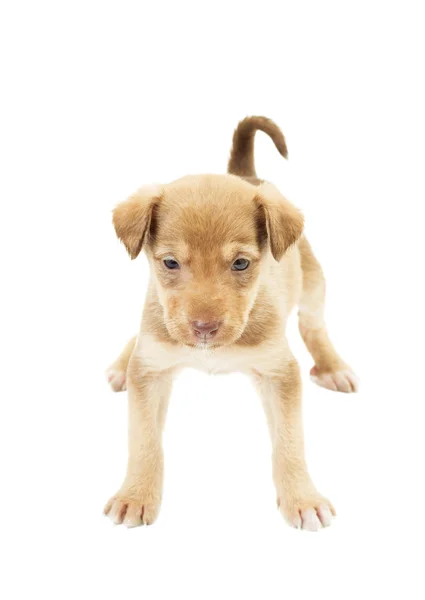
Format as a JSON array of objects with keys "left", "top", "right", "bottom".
[{"left": 113, "top": 175, "right": 303, "bottom": 348}]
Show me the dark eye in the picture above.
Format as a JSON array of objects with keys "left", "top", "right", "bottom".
[
  {"left": 232, "top": 258, "right": 250, "bottom": 271},
  {"left": 163, "top": 258, "right": 180, "bottom": 270}
]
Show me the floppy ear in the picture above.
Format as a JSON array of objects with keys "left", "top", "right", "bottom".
[
  {"left": 112, "top": 185, "right": 162, "bottom": 259},
  {"left": 255, "top": 183, "right": 304, "bottom": 262}
]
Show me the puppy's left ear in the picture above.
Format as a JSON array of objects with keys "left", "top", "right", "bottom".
[
  {"left": 255, "top": 183, "right": 304, "bottom": 261},
  {"left": 113, "top": 185, "right": 162, "bottom": 259}
]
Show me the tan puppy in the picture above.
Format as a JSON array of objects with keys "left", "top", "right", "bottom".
[{"left": 104, "top": 116, "right": 358, "bottom": 531}]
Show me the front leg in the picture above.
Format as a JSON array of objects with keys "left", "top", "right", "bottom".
[
  {"left": 253, "top": 357, "right": 335, "bottom": 531},
  {"left": 104, "top": 357, "right": 174, "bottom": 527}
]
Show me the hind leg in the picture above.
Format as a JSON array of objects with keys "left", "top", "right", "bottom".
[
  {"left": 298, "top": 237, "right": 358, "bottom": 393},
  {"left": 105, "top": 336, "right": 137, "bottom": 392}
]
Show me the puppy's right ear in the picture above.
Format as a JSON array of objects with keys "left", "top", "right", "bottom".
[{"left": 113, "top": 185, "right": 162, "bottom": 259}]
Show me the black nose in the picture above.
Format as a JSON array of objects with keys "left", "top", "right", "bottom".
[{"left": 191, "top": 320, "right": 221, "bottom": 339}]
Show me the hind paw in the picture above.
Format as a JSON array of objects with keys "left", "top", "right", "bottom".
[
  {"left": 310, "top": 366, "right": 359, "bottom": 393},
  {"left": 105, "top": 367, "right": 127, "bottom": 392}
]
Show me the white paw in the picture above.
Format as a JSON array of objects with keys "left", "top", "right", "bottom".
[
  {"left": 105, "top": 368, "right": 127, "bottom": 392},
  {"left": 310, "top": 367, "right": 359, "bottom": 393},
  {"left": 293, "top": 505, "right": 334, "bottom": 531},
  {"left": 104, "top": 494, "right": 160, "bottom": 527},
  {"left": 278, "top": 492, "right": 335, "bottom": 531}
]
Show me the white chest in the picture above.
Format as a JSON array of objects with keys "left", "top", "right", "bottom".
[{"left": 136, "top": 334, "right": 276, "bottom": 375}]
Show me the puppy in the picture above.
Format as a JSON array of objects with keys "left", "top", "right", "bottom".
[{"left": 104, "top": 116, "right": 358, "bottom": 531}]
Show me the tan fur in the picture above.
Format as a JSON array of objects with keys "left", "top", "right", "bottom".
[{"left": 104, "top": 116, "right": 358, "bottom": 531}]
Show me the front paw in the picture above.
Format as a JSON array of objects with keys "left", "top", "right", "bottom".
[
  {"left": 277, "top": 487, "right": 335, "bottom": 531},
  {"left": 104, "top": 486, "right": 161, "bottom": 527}
]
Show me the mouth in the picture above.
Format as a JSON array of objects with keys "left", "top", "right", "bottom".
[
  {"left": 166, "top": 321, "right": 244, "bottom": 349},
  {"left": 188, "top": 338, "right": 220, "bottom": 350}
]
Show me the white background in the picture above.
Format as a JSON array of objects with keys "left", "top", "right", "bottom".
[{"left": 1, "top": 1, "right": 424, "bottom": 598}]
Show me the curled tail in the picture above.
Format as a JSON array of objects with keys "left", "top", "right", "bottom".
[{"left": 227, "top": 116, "right": 288, "bottom": 179}]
